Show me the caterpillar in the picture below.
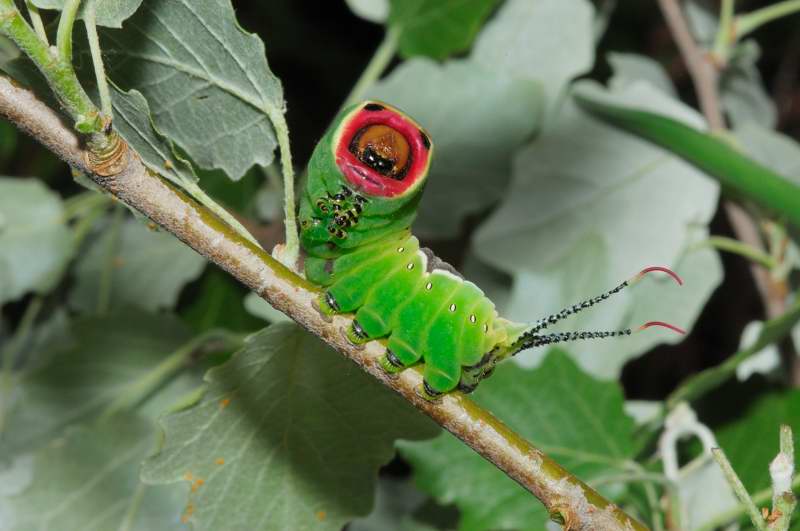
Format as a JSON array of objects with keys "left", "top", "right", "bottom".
[{"left": 298, "top": 101, "right": 684, "bottom": 400}]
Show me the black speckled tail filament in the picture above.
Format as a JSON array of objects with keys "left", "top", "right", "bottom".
[{"left": 516, "top": 266, "right": 685, "bottom": 352}]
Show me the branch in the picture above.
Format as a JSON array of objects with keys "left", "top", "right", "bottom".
[
  {"left": 657, "top": 0, "right": 795, "bottom": 381},
  {"left": 0, "top": 76, "right": 647, "bottom": 531},
  {"left": 657, "top": 0, "right": 724, "bottom": 130}
]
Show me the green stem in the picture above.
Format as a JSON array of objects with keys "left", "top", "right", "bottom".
[
  {"left": 24, "top": 0, "right": 47, "bottom": 44},
  {"left": 736, "top": 0, "right": 800, "bottom": 39},
  {"left": 695, "top": 235, "right": 778, "bottom": 269},
  {"left": 267, "top": 108, "right": 299, "bottom": 268},
  {"left": 342, "top": 26, "right": 399, "bottom": 110},
  {"left": 82, "top": 0, "right": 111, "bottom": 118},
  {"left": 712, "top": 447, "right": 768, "bottom": 530},
  {"left": 696, "top": 475, "right": 800, "bottom": 531},
  {"left": 56, "top": 0, "right": 81, "bottom": 62},
  {"left": 0, "top": 295, "right": 44, "bottom": 434},
  {"left": 667, "top": 296, "right": 800, "bottom": 408},
  {"left": 712, "top": 0, "right": 736, "bottom": 62},
  {"left": 0, "top": 0, "right": 102, "bottom": 134},
  {"left": 100, "top": 329, "right": 244, "bottom": 418},
  {"left": 97, "top": 205, "right": 124, "bottom": 314}
]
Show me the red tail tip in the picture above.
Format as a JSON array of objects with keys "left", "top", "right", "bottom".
[
  {"left": 638, "top": 266, "right": 683, "bottom": 286},
  {"left": 638, "top": 321, "right": 686, "bottom": 335}
]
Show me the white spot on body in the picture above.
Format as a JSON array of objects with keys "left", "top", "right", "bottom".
[
  {"left": 407, "top": 263, "right": 414, "bottom": 270},
  {"left": 469, "top": 315, "right": 477, "bottom": 324},
  {"left": 449, "top": 303, "right": 456, "bottom": 312},
  {"left": 425, "top": 282, "right": 432, "bottom": 290}
]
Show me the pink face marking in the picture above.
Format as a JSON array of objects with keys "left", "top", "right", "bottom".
[{"left": 335, "top": 103, "right": 431, "bottom": 198}]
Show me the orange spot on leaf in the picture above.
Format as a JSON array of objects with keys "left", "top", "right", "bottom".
[
  {"left": 215, "top": 458, "right": 225, "bottom": 466},
  {"left": 191, "top": 479, "right": 205, "bottom": 493},
  {"left": 181, "top": 503, "right": 195, "bottom": 524},
  {"left": 316, "top": 511, "right": 326, "bottom": 521},
  {"left": 220, "top": 398, "right": 231, "bottom": 409}
]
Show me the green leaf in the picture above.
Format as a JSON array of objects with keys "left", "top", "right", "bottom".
[
  {"left": 142, "top": 323, "right": 438, "bottom": 531},
  {"left": 30, "top": 0, "right": 143, "bottom": 28},
  {"left": 182, "top": 267, "right": 265, "bottom": 333},
  {"left": 109, "top": 87, "right": 258, "bottom": 245},
  {"left": 349, "top": 478, "right": 436, "bottom": 531},
  {"left": 574, "top": 83, "right": 800, "bottom": 229},
  {"left": 0, "top": 414, "right": 187, "bottom": 531},
  {"left": 69, "top": 217, "right": 206, "bottom": 313},
  {"left": 0, "top": 119, "right": 17, "bottom": 164},
  {"left": 0, "top": 309, "right": 192, "bottom": 455},
  {"left": 389, "top": 0, "right": 500, "bottom": 60},
  {"left": 733, "top": 121, "right": 800, "bottom": 184},
  {"left": 0, "top": 177, "right": 73, "bottom": 305},
  {"left": 100, "top": 0, "right": 285, "bottom": 180},
  {"left": 710, "top": 386, "right": 800, "bottom": 493},
  {"left": 474, "top": 82, "right": 721, "bottom": 377},
  {"left": 243, "top": 292, "right": 291, "bottom": 324},
  {"left": 607, "top": 52, "right": 676, "bottom": 97},
  {"left": 346, "top": 0, "right": 389, "bottom": 23},
  {"left": 401, "top": 350, "right": 636, "bottom": 531},
  {"left": 720, "top": 41, "right": 777, "bottom": 129},
  {"left": 472, "top": 0, "right": 595, "bottom": 108},
  {"left": 369, "top": 58, "right": 542, "bottom": 237}
]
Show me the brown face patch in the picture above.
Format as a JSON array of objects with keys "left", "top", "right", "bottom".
[{"left": 349, "top": 124, "right": 412, "bottom": 180}]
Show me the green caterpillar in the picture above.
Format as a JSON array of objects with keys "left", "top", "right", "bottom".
[{"left": 299, "top": 101, "right": 683, "bottom": 400}]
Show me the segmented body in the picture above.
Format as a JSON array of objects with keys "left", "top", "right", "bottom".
[
  {"left": 305, "top": 231, "right": 508, "bottom": 395},
  {"left": 297, "top": 100, "right": 677, "bottom": 399}
]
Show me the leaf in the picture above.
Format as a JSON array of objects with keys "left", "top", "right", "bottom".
[
  {"left": 348, "top": 478, "right": 436, "bottom": 531},
  {"left": 389, "top": 0, "right": 500, "bottom": 60},
  {"left": 69, "top": 217, "right": 206, "bottom": 313},
  {"left": 574, "top": 83, "right": 800, "bottom": 229},
  {"left": 346, "top": 0, "right": 389, "bottom": 23},
  {"left": 708, "top": 386, "right": 800, "bottom": 493},
  {"left": 0, "top": 119, "right": 17, "bottom": 163},
  {"left": 183, "top": 267, "right": 266, "bottom": 333},
  {"left": 100, "top": 0, "right": 285, "bottom": 180},
  {"left": 142, "top": 322, "right": 438, "bottom": 531},
  {"left": 368, "top": 58, "right": 542, "bottom": 237},
  {"left": 505, "top": 238, "right": 721, "bottom": 379},
  {"left": 243, "top": 292, "right": 291, "bottom": 324},
  {"left": 0, "top": 309, "right": 192, "bottom": 455},
  {"left": 110, "top": 87, "right": 258, "bottom": 245},
  {"left": 30, "top": 0, "right": 143, "bottom": 28},
  {"left": 400, "top": 350, "right": 636, "bottom": 531},
  {"left": 472, "top": 0, "right": 595, "bottom": 108},
  {"left": 473, "top": 82, "right": 721, "bottom": 377},
  {"left": 734, "top": 121, "right": 800, "bottom": 185},
  {"left": 720, "top": 41, "right": 777, "bottom": 129},
  {"left": 0, "top": 414, "right": 187, "bottom": 531},
  {"left": 607, "top": 52, "right": 676, "bottom": 97},
  {"left": 0, "top": 177, "right": 73, "bottom": 305}
]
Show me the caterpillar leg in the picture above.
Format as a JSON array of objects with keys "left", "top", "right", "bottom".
[
  {"left": 418, "top": 354, "right": 461, "bottom": 401},
  {"left": 315, "top": 291, "right": 340, "bottom": 318},
  {"left": 377, "top": 348, "right": 406, "bottom": 375}
]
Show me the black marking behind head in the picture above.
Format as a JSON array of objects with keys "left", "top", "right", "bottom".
[
  {"left": 363, "top": 103, "right": 385, "bottom": 112},
  {"left": 420, "top": 131, "right": 431, "bottom": 150},
  {"left": 421, "top": 247, "right": 463, "bottom": 278}
]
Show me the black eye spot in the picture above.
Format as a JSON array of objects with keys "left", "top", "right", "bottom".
[
  {"left": 362, "top": 146, "right": 394, "bottom": 174},
  {"left": 363, "top": 103, "right": 385, "bottom": 112},
  {"left": 420, "top": 131, "right": 431, "bottom": 150}
]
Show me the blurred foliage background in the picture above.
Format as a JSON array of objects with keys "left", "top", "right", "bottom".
[{"left": 1, "top": 0, "right": 800, "bottom": 530}]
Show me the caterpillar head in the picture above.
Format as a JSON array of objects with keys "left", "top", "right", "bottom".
[
  {"left": 301, "top": 101, "right": 433, "bottom": 252},
  {"left": 332, "top": 101, "right": 432, "bottom": 201}
]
